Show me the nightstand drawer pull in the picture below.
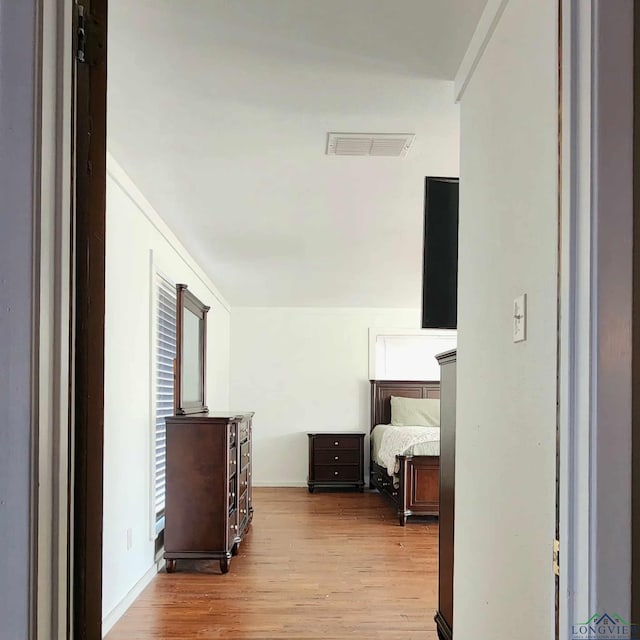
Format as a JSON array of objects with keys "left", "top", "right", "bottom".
[
  {"left": 334, "top": 456, "right": 339, "bottom": 460},
  {"left": 334, "top": 471, "right": 339, "bottom": 476},
  {"left": 312, "top": 435, "right": 362, "bottom": 450}
]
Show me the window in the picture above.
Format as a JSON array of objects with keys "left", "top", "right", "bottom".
[
  {"left": 154, "top": 272, "right": 177, "bottom": 533},
  {"left": 368, "top": 328, "right": 457, "bottom": 380}
]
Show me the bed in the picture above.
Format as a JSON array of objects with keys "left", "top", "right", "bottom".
[{"left": 369, "top": 379, "right": 440, "bottom": 525}]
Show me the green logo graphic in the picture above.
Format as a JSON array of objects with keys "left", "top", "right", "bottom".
[{"left": 580, "top": 614, "right": 629, "bottom": 626}]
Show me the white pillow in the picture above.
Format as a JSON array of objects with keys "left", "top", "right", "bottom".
[{"left": 390, "top": 396, "right": 440, "bottom": 427}]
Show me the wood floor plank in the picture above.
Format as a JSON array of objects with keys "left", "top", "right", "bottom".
[{"left": 106, "top": 488, "right": 439, "bottom": 639}]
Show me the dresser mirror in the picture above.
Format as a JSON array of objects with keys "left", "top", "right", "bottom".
[{"left": 175, "top": 284, "right": 209, "bottom": 415}]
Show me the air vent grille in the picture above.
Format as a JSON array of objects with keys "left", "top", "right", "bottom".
[{"left": 326, "top": 133, "right": 415, "bottom": 157}]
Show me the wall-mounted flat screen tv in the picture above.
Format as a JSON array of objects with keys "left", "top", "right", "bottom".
[{"left": 421, "top": 177, "right": 459, "bottom": 330}]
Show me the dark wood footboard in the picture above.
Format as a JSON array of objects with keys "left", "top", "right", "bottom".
[
  {"left": 370, "top": 456, "right": 439, "bottom": 525},
  {"left": 397, "top": 454, "right": 439, "bottom": 524}
]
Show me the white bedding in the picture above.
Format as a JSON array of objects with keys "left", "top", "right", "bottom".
[{"left": 371, "top": 424, "right": 440, "bottom": 475}]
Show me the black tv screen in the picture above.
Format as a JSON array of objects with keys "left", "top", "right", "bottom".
[{"left": 421, "top": 177, "right": 459, "bottom": 329}]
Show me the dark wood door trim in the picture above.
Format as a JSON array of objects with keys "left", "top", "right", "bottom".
[{"left": 72, "top": 0, "right": 107, "bottom": 637}]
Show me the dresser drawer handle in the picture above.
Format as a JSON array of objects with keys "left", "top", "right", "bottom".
[
  {"left": 334, "top": 471, "right": 339, "bottom": 476},
  {"left": 334, "top": 456, "right": 339, "bottom": 460},
  {"left": 334, "top": 441, "right": 339, "bottom": 446}
]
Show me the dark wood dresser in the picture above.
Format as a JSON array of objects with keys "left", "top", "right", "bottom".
[
  {"left": 435, "top": 350, "right": 456, "bottom": 640},
  {"left": 307, "top": 433, "right": 365, "bottom": 492},
  {"left": 164, "top": 412, "right": 253, "bottom": 574}
]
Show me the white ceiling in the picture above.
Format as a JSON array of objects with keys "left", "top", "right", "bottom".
[{"left": 108, "top": 0, "right": 486, "bottom": 307}]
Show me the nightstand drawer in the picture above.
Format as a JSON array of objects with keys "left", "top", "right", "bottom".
[
  {"left": 314, "top": 465, "right": 361, "bottom": 482},
  {"left": 313, "top": 435, "right": 361, "bottom": 450},
  {"left": 314, "top": 449, "right": 360, "bottom": 465}
]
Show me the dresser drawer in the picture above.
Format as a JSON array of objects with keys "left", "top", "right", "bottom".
[
  {"left": 314, "top": 449, "right": 360, "bottom": 465},
  {"left": 239, "top": 419, "right": 249, "bottom": 443},
  {"left": 228, "top": 424, "right": 237, "bottom": 449},
  {"left": 228, "top": 476, "right": 237, "bottom": 512},
  {"left": 238, "top": 467, "right": 249, "bottom": 494},
  {"left": 228, "top": 511, "right": 238, "bottom": 546},
  {"left": 228, "top": 446, "right": 237, "bottom": 476},
  {"left": 314, "top": 465, "right": 361, "bottom": 482},
  {"left": 240, "top": 439, "right": 250, "bottom": 470},
  {"left": 313, "top": 434, "right": 361, "bottom": 450},
  {"left": 238, "top": 489, "right": 249, "bottom": 519}
]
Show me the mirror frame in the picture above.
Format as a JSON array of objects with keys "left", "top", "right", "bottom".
[{"left": 175, "top": 283, "right": 210, "bottom": 415}]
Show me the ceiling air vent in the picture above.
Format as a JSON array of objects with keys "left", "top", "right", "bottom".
[{"left": 326, "top": 133, "right": 415, "bottom": 157}]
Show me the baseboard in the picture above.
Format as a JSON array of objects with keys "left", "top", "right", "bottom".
[
  {"left": 252, "top": 481, "right": 307, "bottom": 488},
  {"left": 252, "top": 481, "right": 371, "bottom": 489},
  {"left": 102, "top": 560, "right": 162, "bottom": 637}
]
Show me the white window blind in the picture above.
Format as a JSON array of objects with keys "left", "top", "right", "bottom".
[{"left": 155, "top": 273, "right": 176, "bottom": 526}]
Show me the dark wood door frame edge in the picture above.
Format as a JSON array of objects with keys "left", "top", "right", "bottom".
[{"left": 72, "top": 0, "right": 107, "bottom": 637}]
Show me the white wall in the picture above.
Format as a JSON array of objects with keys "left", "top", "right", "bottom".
[
  {"left": 455, "top": 1, "right": 558, "bottom": 639},
  {"left": 230, "top": 307, "right": 421, "bottom": 486},
  {"left": 102, "top": 157, "right": 231, "bottom": 628},
  {"left": 0, "top": 2, "right": 37, "bottom": 636}
]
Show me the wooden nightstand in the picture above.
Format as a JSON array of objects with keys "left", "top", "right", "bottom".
[{"left": 307, "top": 432, "right": 365, "bottom": 493}]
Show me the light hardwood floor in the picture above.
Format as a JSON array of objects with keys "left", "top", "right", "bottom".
[{"left": 106, "top": 487, "right": 439, "bottom": 640}]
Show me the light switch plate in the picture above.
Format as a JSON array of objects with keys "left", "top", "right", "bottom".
[{"left": 513, "top": 294, "right": 527, "bottom": 342}]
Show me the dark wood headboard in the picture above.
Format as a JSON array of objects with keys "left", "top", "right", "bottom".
[{"left": 370, "top": 379, "right": 440, "bottom": 431}]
